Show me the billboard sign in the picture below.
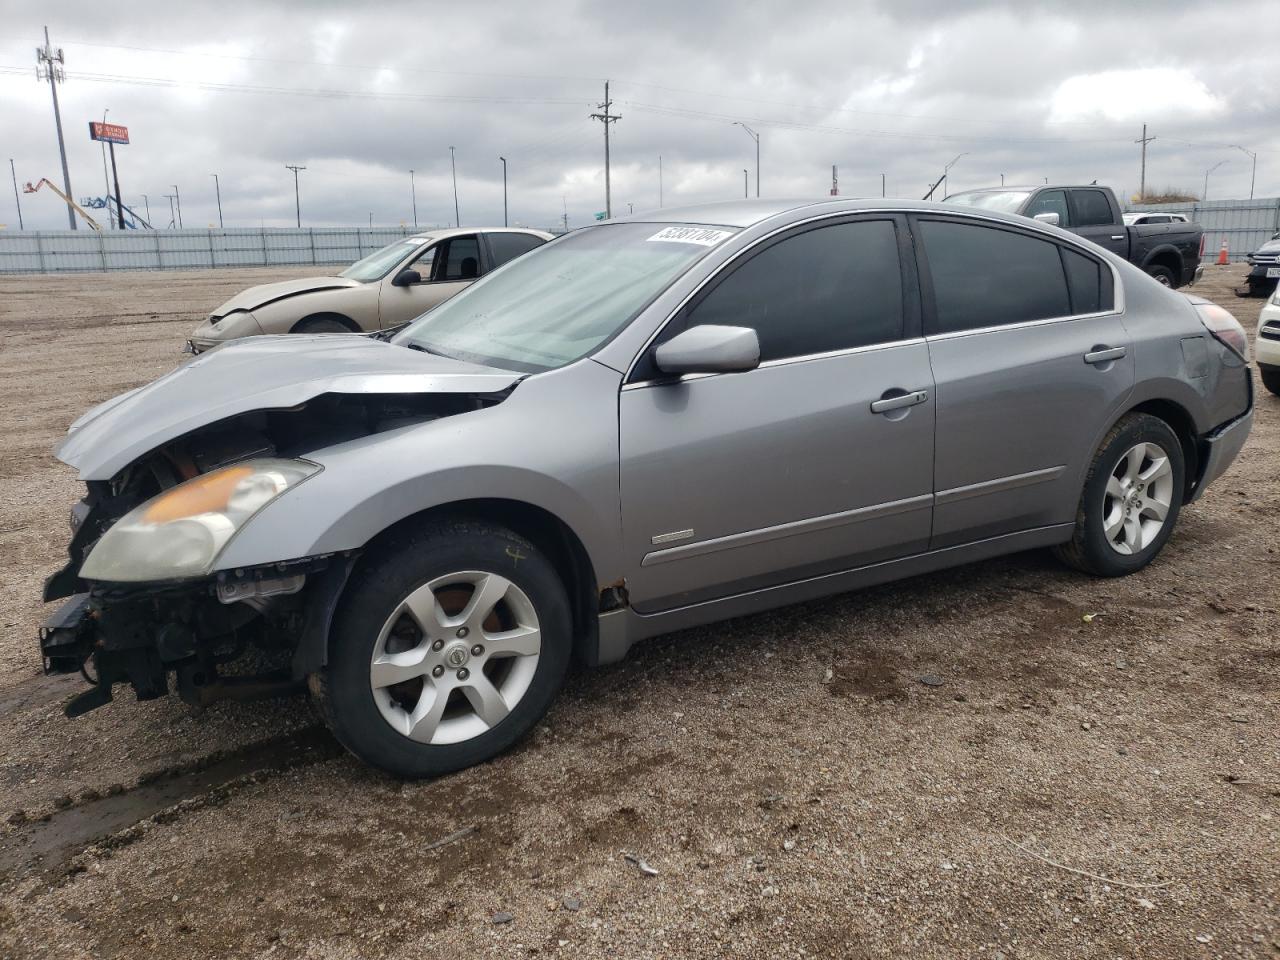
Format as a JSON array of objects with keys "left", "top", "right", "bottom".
[{"left": 88, "top": 122, "right": 129, "bottom": 144}]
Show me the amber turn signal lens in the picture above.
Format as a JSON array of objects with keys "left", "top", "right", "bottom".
[{"left": 141, "top": 465, "right": 254, "bottom": 524}]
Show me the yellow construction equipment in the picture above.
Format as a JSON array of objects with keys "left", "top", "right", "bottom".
[{"left": 23, "top": 178, "right": 102, "bottom": 231}]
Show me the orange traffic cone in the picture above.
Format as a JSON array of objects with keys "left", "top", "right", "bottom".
[{"left": 1216, "top": 240, "right": 1229, "bottom": 266}]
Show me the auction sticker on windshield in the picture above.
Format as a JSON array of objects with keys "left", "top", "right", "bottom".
[{"left": 646, "top": 226, "right": 734, "bottom": 246}]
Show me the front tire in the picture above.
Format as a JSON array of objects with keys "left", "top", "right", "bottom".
[
  {"left": 312, "top": 519, "right": 572, "bottom": 777},
  {"left": 1262, "top": 367, "right": 1280, "bottom": 397},
  {"left": 295, "top": 314, "right": 355, "bottom": 334},
  {"left": 1054, "top": 413, "right": 1185, "bottom": 577}
]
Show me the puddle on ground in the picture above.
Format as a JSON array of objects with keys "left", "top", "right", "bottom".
[{"left": 0, "top": 726, "right": 341, "bottom": 877}]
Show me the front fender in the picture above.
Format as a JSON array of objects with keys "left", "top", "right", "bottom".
[
  {"left": 252, "top": 286, "right": 378, "bottom": 334},
  {"left": 215, "top": 360, "right": 625, "bottom": 584}
]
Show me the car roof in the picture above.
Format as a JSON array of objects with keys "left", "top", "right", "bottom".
[
  {"left": 406, "top": 227, "right": 551, "bottom": 243},
  {"left": 609, "top": 196, "right": 1076, "bottom": 230}
]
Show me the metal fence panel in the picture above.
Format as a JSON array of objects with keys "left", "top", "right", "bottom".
[
  {"left": 0, "top": 226, "right": 423, "bottom": 275},
  {"left": 1126, "top": 197, "right": 1280, "bottom": 261}
]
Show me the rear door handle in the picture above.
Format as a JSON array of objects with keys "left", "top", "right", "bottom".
[
  {"left": 1083, "top": 346, "right": 1126, "bottom": 365},
  {"left": 870, "top": 390, "right": 929, "bottom": 414}
]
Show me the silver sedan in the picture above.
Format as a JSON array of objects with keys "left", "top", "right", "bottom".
[{"left": 41, "top": 198, "right": 1254, "bottom": 776}]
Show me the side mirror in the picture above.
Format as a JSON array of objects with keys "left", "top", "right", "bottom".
[
  {"left": 1033, "top": 211, "right": 1061, "bottom": 226},
  {"left": 654, "top": 325, "right": 760, "bottom": 376},
  {"left": 391, "top": 268, "right": 422, "bottom": 287}
]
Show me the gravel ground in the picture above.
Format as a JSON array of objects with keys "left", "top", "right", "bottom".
[{"left": 0, "top": 264, "right": 1276, "bottom": 959}]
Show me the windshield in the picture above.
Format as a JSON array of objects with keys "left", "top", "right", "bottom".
[
  {"left": 947, "top": 190, "right": 1032, "bottom": 213},
  {"left": 394, "top": 222, "right": 738, "bottom": 373},
  {"left": 340, "top": 239, "right": 424, "bottom": 282}
]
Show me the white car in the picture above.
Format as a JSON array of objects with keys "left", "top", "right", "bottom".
[
  {"left": 1122, "top": 212, "right": 1189, "bottom": 225},
  {"left": 1258, "top": 287, "right": 1280, "bottom": 395}
]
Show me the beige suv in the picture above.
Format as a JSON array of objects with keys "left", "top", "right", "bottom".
[{"left": 188, "top": 228, "right": 552, "bottom": 352}]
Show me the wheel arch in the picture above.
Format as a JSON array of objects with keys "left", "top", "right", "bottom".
[
  {"left": 1116, "top": 397, "right": 1200, "bottom": 499},
  {"left": 343, "top": 498, "right": 603, "bottom": 669},
  {"left": 1140, "top": 246, "right": 1184, "bottom": 282},
  {"left": 290, "top": 311, "right": 360, "bottom": 334}
]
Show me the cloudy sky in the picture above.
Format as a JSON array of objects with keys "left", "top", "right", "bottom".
[{"left": 2, "top": 0, "right": 1276, "bottom": 232}]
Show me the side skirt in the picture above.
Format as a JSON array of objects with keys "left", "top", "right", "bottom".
[{"left": 594, "top": 523, "right": 1074, "bottom": 664}]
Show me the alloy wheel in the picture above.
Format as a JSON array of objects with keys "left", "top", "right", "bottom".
[
  {"left": 1102, "top": 441, "right": 1174, "bottom": 555},
  {"left": 368, "top": 571, "right": 541, "bottom": 744}
]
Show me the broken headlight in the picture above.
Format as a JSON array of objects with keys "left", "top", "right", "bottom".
[{"left": 79, "top": 459, "right": 320, "bottom": 583}]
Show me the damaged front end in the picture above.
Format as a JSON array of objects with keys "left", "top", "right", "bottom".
[{"left": 41, "top": 335, "right": 522, "bottom": 718}]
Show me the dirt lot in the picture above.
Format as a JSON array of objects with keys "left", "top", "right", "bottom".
[{"left": 0, "top": 264, "right": 1276, "bottom": 959}]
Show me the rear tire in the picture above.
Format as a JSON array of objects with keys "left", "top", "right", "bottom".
[
  {"left": 1262, "top": 367, "right": 1280, "bottom": 397},
  {"left": 1054, "top": 413, "right": 1185, "bottom": 577},
  {"left": 311, "top": 519, "right": 572, "bottom": 778},
  {"left": 1145, "top": 265, "right": 1176, "bottom": 287}
]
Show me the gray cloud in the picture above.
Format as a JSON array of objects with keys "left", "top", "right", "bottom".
[{"left": 2, "top": 0, "right": 1276, "bottom": 232}]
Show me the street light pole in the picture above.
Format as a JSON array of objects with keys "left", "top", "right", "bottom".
[
  {"left": 211, "top": 173, "right": 223, "bottom": 228},
  {"left": 743, "top": 169, "right": 748, "bottom": 198},
  {"left": 1202, "top": 160, "right": 1228, "bottom": 201},
  {"left": 409, "top": 169, "right": 418, "bottom": 228},
  {"left": 172, "top": 183, "right": 183, "bottom": 228},
  {"left": 140, "top": 193, "right": 150, "bottom": 225},
  {"left": 1230, "top": 145, "right": 1257, "bottom": 200},
  {"left": 733, "top": 122, "right": 760, "bottom": 197},
  {"left": 449, "top": 146, "right": 460, "bottom": 227},
  {"left": 499, "top": 156, "right": 508, "bottom": 227},
  {"left": 941, "top": 152, "right": 968, "bottom": 198}
]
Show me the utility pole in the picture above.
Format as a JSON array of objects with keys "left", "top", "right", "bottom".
[
  {"left": 499, "top": 156, "right": 508, "bottom": 227},
  {"left": 211, "top": 173, "right": 223, "bottom": 228},
  {"left": 409, "top": 169, "right": 418, "bottom": 227},
  {"left": 172, "top": 184, "right": 183, "bottom": 228},
  {"left": 561, "top": 195, "right": 568, "bottom": 232},
  {"left": 733, "top": 122, "right": 760, "bottom": 197},
  {"left": 36, "top": 27, "right": 75, "bottom": 229},
  {"left": 9, "top": 159, "right": 23, "bottom": 230},
  {"left": 1000, "top": 173, "right": 1005, "bottom": 186},
  {"left": 881, "top": 173, "right": 886, "bottom": 198},
  {"left": 1135, "top": 124, "right": 1156, "bottom": 201},
  {"left": 1230, "top": 145, "right": 1257, "bottom": 200},
  {"left": 627, "top": 202, "right": 633, "bottom": 214},
  {"left": 658, "top": 155, "right": 663, "bottom": 208},
  {"left": 449, "top": 146, "right": 459, "bottom": 227},
  {"left": 830, "top": 164, "right": 838, "bottom": 196},
  {"left": 284, "top": 164, "right": 304, "bottom": 227},
  {"left": 590, "top": 81, "right": 621, "bottom": 218}
]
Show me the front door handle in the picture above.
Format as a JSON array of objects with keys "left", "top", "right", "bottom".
[
  {"left": 870, "top": 389, "right": 929, "bottom": 414},
  {"left": 1109, "top": 234, "right": 1125, "bottom": 241},
  {"left": 1083, "top": 346, "right": 1126, "bottom": 365}
]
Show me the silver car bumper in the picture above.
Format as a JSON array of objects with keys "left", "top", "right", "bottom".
[{"left": 1190, "top": 399, "right": 1253, "bottom": 501}]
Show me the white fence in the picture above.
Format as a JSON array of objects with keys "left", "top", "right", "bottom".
[
  {"left": 1126, "top": 197, "right": 1280, "bottom": 262},
  {"left": 0, "top": 227, "right": 423, "bottom": 275}
]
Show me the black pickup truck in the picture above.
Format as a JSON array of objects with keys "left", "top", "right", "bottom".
[{"left": 947, "top": 184, "right": 1205, "bottom": 288}]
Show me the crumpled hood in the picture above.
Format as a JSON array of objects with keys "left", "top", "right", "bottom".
[
  {"left": 57, "top": 335, "right": 523, "bottom": 480},
  {"left": 210, "top": 276, "right": 361, "bottom": 317}
]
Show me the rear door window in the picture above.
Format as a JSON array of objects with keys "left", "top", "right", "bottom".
[
  {"left": 918, "top": 219, "right": 1071, "bottom": 334},
  {"left": 1070, "top": 190, "right": 1115, "bottom": 227},
  {"left": 486, "top": 232, "right": 546, "bottom": 267}
]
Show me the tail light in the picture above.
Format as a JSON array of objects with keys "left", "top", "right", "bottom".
[
  {"left": 1194, "top": 301, "right": 1249, "bottom": 362},
  {"left": 1198, "top": 233, "right": 1206, "bottom": 259}
]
